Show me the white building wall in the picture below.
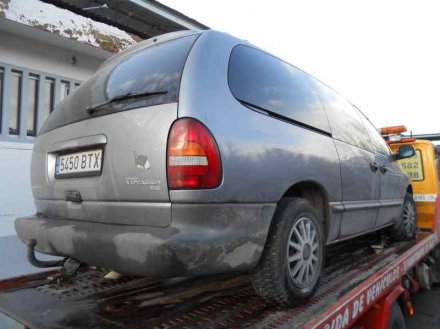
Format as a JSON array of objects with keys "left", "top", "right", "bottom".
[
  {"left": 0, "top": 142, "right": 33, "bottom": 238},
  {"left": 0, "top": 29, "right": 102, "bottom": 82}
]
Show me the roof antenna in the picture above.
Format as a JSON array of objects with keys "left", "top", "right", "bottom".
[{"left": 83, "top": 4, "right": 108, "bottom": 11}]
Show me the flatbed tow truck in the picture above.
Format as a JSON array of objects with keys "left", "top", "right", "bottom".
[{"left": 1, "top": 127, "right": 439, "bottom": 329}]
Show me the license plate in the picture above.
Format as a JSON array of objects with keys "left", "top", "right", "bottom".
[{"left": 55, "top": 149, "right": 103, "bottom": 178}]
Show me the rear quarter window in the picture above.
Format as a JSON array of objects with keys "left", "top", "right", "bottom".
[{"left": 228, "top": 45, "right": 331, "bottom": 133}]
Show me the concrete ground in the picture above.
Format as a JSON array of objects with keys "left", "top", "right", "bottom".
[{"left": 406, "top": 284, "right": 440, "bottom": 329}]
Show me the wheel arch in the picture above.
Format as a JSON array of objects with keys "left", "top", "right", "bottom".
[
  {"left": 280, "top": 181, "right": 330, "bottom": 238},
  {"left": 406, "top": 185, "right": 413, "bottom": 195}
]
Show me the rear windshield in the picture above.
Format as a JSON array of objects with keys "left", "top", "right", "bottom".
[{"left": 39, "top": 34, "right": 199, "bottom": 135}]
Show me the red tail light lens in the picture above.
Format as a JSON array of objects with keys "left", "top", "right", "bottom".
[{"left": 167, "top": 118, "right": 222, "bottom": 189}]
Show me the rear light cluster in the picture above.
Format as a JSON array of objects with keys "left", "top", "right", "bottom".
[{"left": 167, "top": 118, "right": 222, "bottom": 189}]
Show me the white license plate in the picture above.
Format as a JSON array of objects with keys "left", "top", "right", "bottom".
[{"left": 55, "top": 149, "right": 103, "bottom": 178}]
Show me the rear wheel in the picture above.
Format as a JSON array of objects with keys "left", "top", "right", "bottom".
[
  {"left": 390, "top": 193, "right": 417, "bottom": 241},
  {"left": 250, "top": 198, "right": 325, "bottom": 305}
]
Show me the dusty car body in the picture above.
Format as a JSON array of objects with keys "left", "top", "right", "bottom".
[{"left": 16, "top": 30, "right": 415, "bottom": 304}]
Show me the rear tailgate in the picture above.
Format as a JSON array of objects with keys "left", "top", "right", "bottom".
[{"left": 31, "top": 103, "right": 177, "bottom": 227}]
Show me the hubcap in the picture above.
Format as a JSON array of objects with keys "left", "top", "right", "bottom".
[
  {"left": 287, "top": 217, "right": 320, "bottom": 288},
  {"left": 303, "top": 244, "right": 311, "bottom": 260},
  {"left": 403, "top": 201, "right": 416, "bottom": 234}
]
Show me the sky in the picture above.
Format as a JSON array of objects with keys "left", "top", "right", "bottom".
[{"left": 161, "top": 0, "right": 440, "bottom": 135}]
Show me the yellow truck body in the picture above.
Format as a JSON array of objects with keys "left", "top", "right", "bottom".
[{"left": 390, "top": 139, "right": 440, "bottom": 230}]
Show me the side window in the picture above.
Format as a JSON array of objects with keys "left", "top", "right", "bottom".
[
  {"left": 358, "top": 110, "right": 391, "bottom": 156},
  {"left": 310, "top": 78, "right": 371, "bottom": 150},
  {"left": 228, "top": 45, "right": 331, "bottom": 133}
]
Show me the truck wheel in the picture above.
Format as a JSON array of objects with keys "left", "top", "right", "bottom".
[
  {"left": 388, "top": 302, "right": 406, "bottom": 329},
  {"left": 390, "top": 193, "right": 417, "bottom": 241},
  {"left": 250, "top": 198, "right": 324, "bottom": 305}
]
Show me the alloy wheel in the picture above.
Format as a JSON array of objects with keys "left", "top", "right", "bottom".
[
  {"left": 403, "top": 201, "right": 416, "bottom": 235},
  {"left": 286, "top": 217, "right": 320, "bottom": 288}
]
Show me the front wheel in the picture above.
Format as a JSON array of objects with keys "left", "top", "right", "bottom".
[
  {"left": 250, "top": 198, "right": 325, "bottom": 305},
  {"left": 389, "top": 193, "right": 417, "bottom": 241}
]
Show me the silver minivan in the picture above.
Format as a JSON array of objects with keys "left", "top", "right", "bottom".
[{"left": 16, "top": 30, "right": 417, "bottom": 305}]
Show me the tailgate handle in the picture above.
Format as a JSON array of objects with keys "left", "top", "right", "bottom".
[{"left": 65, "top": 190, "right": 83, "bottom": 202}]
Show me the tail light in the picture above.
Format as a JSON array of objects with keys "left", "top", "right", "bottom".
[{"left": 167, "top": 118, "right": 222, "bottom": 189}]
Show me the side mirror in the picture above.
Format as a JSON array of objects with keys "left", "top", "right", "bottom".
[{"left": 394, "top": 145, "right": 416, "bottom": 160}]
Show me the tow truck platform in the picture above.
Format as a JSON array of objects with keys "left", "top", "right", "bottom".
[{"left": 0, "top": 228, "right": 438, "bottom": 329}]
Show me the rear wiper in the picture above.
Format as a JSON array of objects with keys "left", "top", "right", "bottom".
[{"left": 86, "top": 90, "right": 168, "bottom": 115}]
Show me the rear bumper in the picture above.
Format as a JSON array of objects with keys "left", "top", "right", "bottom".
[{"left": 15, "top": 203, "right": 276, "bottom": 277}]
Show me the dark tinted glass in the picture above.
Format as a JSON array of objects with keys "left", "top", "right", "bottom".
[
  {"left": 310, "top": 78, "right": 371, "bottom": 150},
  {"left": 358, "top": 109, "right": 390, "bottom": 155},
  {"left": 40, "top": 34, "right": 198, "bottom": 135},
  {"left": 106, "top": 35, "right": 197, "bottom": 101},
  {"left": 228, "top": 45, "right": 330, "bottom": 133}
]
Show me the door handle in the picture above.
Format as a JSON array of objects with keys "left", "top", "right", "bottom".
[
  {"left": 369, "top": 161, "right": 379, "bottom": 172},
  {"left": 380, "top": 164, "right": 387, "bottom": 174}
]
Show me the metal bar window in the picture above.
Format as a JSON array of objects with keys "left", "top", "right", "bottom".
[
  {"left": 27, "top": 74, "right": 39, "bottom": 136},
  {"left": 60, "top": 80, "right": 70, "bottom": 101},
  {"left": 44, "top": 78, "right": 55, "bottom": 120},
  {"left": 9, "top": 71, "right": 22, "bottom": 135},
  {"left": 0, "top": 61, "right": 81, "bottom": 142}
]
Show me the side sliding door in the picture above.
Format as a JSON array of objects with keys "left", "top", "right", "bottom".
[{"left": 311, "top": 79, "right": 380, "bottom": 238}]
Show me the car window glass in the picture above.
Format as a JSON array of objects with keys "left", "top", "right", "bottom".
[
  {"left": 106, "top": 35, "right": 197, "bottom": 100},
  {"left": 310, "top": 78, "right": 371, "bottom": 150},
  {"left": 40, "top": 34, "right": 199, "bottom": 135},
  {"left": 228, "top": 45, "right": 331, "bottom": 133},
  {"left": 358, "top": 110, "right": 391, "bottom": 156}
]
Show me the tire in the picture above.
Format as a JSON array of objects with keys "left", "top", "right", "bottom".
[
  {"left": 388, "top": 302, "right": 406, "bottom": 329},
  {"left": 250, "top": 197, "right": 325, "bottom": 306},
  {"left": 389, "top": 193, "right": 417, "bottom": 241}
]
